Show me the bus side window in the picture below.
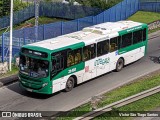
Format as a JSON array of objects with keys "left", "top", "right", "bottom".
[
  {"left": 133, "top": 30, "right": 142, "bottom": 44},
  {"left": 121, "top": 33, "right": 132, "bottom": 48},
  {"left": 110, "top": 37, "right": 118, "bottom": 52},
  {"left": 90, "top": 44, "right": 96, "bottom": 59},
  {"left": 118, "top": 36, "right": 121, "bottom": 49},
  {"left": 67, "top": 51, "right": 75, "bottom": 67},
  {"left": 143, "top": 28, "right": 146, "bottom": 41},
  {"left": 97, "top": 43, "right": 102, "bottom": 57},
  {"left": 83, "top": 48, "right": 90, "bottom": 61},
  {"left": 97, "top": 40, "right": 109, "bottom": 57},
  {"left": 83, "top": 44, "right": 96, "bottom": 61},
  {"left": 103, "top": 41, "right": 109, "bottom": 54},
  {"left": 74, "top": 48, "right": 82, "bottom": 64},
  {"left": 52, "top": 59, "right": 57, "bottom": 72}
]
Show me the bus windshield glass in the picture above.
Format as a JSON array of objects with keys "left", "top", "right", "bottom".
[{"left": 19, "top": 55, "right": 49, "bottom": 78}]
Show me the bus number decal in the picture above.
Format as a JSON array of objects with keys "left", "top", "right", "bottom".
[{"left": 68, "top": 68, "right": 76, "bottom": 74}]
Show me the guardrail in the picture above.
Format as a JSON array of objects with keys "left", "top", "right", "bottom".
[{"left": 74, "top": 85, "right": 160, "bottom": 120}]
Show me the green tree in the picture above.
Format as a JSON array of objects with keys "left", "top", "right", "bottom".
[
  {"left": 0, "top": 0, "right": 3, "bottom": 17},
  {"left": 0, "top": 0, "right": 29, "bottom": 18},
  {"left": 13, "top": 0, "right": 28, "bottom": 12},
  {"left": 0, "top": 0, "right": 10, "bottom": 17},
  {"left": 75, "top": 0, "right": 122, "bottom": 10}
]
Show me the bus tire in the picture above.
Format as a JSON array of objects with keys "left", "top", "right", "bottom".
[
  {"left": 116, "top": 58, "right": 124, "bottom": 72},
  {"left": 65, "top": 77, "right": 75, "bottom": 92}
]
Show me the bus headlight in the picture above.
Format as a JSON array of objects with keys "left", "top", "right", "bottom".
[{"left": 42, "top": 83, "right": 48, "bottom": 87}]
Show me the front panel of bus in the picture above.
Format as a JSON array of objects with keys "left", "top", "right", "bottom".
[{"left": 19, "top": 48, "right": 52, "bottom": 94}]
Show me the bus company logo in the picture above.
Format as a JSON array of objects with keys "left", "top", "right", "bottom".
[{"left": 94, "top": 57, "right": 110, "bottom": 66}]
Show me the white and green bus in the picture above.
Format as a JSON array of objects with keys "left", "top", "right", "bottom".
[{"left": 19, "top": 21, "right": 148, "bottom": 94}]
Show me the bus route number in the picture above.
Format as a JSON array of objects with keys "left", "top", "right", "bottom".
[{"left": 68, "top": 68, "right": 76, "bottom": 74}]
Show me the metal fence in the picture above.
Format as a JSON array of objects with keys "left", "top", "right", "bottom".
[
  {"left": 39, "top": 2, "right": 102, "bottom": 20},
  {"left": 0, "top": 5, "right": 35, "bottom": 30},
  {"left": 1, "top": 0, "right": 159, "bottom": 62},
  {"left": 0, "top": 2, "right": 102, "bottom": 30},
  {"left": 140, "top": 0, "right": 160, "bottom": 12}
]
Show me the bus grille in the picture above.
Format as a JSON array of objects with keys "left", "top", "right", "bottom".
[{"left": 20, "top": 76, "right": 43, "bottom": 90}]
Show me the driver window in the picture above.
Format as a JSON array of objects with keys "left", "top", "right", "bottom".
[
  {"left": 57, "top": 57, "right": 64, "bottom": 70},
  {"left": 52, "top": 59, "right": 57, "bottom": 72},
  {"left": 52, "top": 57, "right": 64, "bottom": 73},
  {"left": 110, "top": 37, "right": 118, "bottom": 52}
]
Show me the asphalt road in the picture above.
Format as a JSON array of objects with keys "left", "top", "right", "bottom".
[{"left": 0, "top": 35, "right": 160, "bottom": 116}]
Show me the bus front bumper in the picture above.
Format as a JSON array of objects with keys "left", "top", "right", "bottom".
[{"left": 19, "top": 81, "right": 52, "bottom": 95}]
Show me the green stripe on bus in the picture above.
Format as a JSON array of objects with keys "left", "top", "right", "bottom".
[
  {"left": 118, "top": 42, "right": 146, "bottom": 55},
  {"left": 118, "top": 24, "right": 148, "bottom": 36}
]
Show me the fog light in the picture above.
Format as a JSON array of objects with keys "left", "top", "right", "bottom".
[{"left": 42, "top": 83, "right": 48, "bottom": 87}]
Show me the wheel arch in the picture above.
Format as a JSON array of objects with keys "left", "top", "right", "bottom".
[
  {"left": 69, "top": 75, "right": 77, "bottom": 86},
  {"left": 119, "top": 57, "right": 125, "bottom": 65}
]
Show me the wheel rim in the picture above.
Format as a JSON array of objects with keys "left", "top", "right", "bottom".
[
  {"left": 118, "top": 60, "right": 123, "bottom": 70},
  {"left": 67, "top": 80, "right": 73, "bottom": 89}
]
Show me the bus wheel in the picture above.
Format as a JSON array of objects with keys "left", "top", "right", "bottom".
[
  {"left": 116, "top": 58, "right": 124, "bottom": 72},
  {"left": 65, "top": 77, "right": 75, "bottom": 92}
]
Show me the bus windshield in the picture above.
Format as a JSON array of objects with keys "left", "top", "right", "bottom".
[{"left": 19, "top": 55, "right": 49, "bottom": 78}]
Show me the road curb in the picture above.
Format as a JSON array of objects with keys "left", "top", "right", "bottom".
[{"left": 0, "top": 74, "right": 18, "bottom": 87}]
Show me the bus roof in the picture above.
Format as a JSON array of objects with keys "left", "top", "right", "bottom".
[{"left": 23, "top": 21, "right": 147, "bottom": 52}]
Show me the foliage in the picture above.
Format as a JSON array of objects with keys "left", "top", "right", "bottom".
[
  {"left": 0, "top": 0, "right": 10, "bottom": 17},
  {"left": 0, "top": 0, "right": 28, "bottom": 17},
  {"left": 128, "top": 11, "right": 160, "bottom": 24},
  {"left": 94, "top": 93, "right": 160, "bottom": 120},
  {"left": 57, "top": 71, "right": 160, "bottom": 119},
  {"left": 75, "top": 0, "right": 122, "bottom": 10},
  {"left": 13, "top": 0, "right": 28, "bottom": 12}
]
